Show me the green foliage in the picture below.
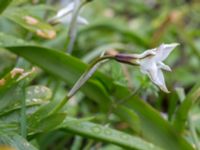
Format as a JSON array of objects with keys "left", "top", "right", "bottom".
[
  {"left": 0, "top": 0, "right": 200, "bottom": 150},
  {"left": 62, "top": 117, "right": 162, "bottom": 150},
  {"left": 0, "top": 0, "right": 13, "bottom": 14}
]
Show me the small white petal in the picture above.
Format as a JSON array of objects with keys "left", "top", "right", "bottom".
[
  {"left": 139, "top": 57, "right": 155, "bottom": 74},
  {"left": 131, "top": 49, "right": 156, "bottom": 59},
  {"left": 140, "top": 61, "right": 169, "bottom": 93},
  {"left": 154, "top": 43, "right": 179, "bottom": 62},
  {"left": 57, "top": 2, "right": 75, "bottom": 18},
  {"left": 49, "top": 0, "right": 88, "bottom": 26},
  {"left": 77, "top": 16, "right": 89, "bottom": 25},
  {"left": 157, "top": 69, "right": 169, "bottom": 93},
  {"left": 58, "top": 15, "right": 88, "bottom": 25},
  {"left": 157, "top": 62, "right": 172, "bottom": 71},
  {"left": 145, "top": 63, "right": 160, "bottom": 85},
  {"left": 59, "top": 14, "right": 72, "bottom": 24}
]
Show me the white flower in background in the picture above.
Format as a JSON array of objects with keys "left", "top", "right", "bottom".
[
  {"left": 138, "top": 43, "right": 179, "bottom": 93},
  {"left": 49, "top": 1, "right": 88, "bottom": 25},
  {"left": 115, "top": 43, "right": 179, "bottom": 93}
]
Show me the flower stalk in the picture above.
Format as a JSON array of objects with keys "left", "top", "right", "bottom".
[
  {"left": 49, "top": 0, "right": 91, "bottom": 53},
  {"left": 53, "top": 43, "right": 178, "bottom": 113}
]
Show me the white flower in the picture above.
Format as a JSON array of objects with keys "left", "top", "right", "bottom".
[
  {"left": 114, "top": 43, "right": 179, "bottom": 93},
  {"left": 49, "top": 1, "right": 88, "bottom": 25},
  {"left": 138, "top": 43, "right": 179, "bottom": 93}
]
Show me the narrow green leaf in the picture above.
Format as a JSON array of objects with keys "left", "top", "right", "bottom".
[
  {"left": 0, "top": 67, "right": 35, "bottom": 112},
  {"left": 0, "top": 0, "right": 13, "bottom": 14},
  {"left": 114, "top": 105, "right": 141, "bottom": 133},
  {"left": 0, "top": 85, "right": 51, "bottom": 123},
  {"left": 122, "top": 96, "right": 193, "bottom": 150},
  {"left": 0, "top": 132, "right": 37, "bottom": 150},
  {"left": 28, "top": 100, "right": 67, "bottom": 133},
  {"left": 61, "top": 117, "right": 162, "bottom": 150},
  {"left": 3, "top": 7, "right": 56, "bottom": 39},
  {"left": 79, "top": 23, "right": 149, "bottom": 47},
  {"left": 0, "top": 121, "right": 18, "bottom": 133},
  {"left": 0, "top": 80, "right": 24, "bottom": 112},
  {"left": 0, "top": 49, "right": 16, "bottom": 78},
  {"left": 34, "top": 113, "right": 67, "bottom": 132},
  {"left": 173, "top": 82, "right": 200, "bottom": 133},
  {"left": 112, "top": 84, "right": 194, "bottom": 150}
]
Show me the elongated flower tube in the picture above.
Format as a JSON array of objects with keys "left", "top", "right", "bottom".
[
  {"left": 49, "top": 1, "right": 88, "bottom": 25},
  {"left": 115, "top": 43, "right": 179, "bottom": 93}
]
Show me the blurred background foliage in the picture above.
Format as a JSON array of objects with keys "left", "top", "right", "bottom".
[{"left": 0, "top": 0, "right": 200, "bottom": 150}]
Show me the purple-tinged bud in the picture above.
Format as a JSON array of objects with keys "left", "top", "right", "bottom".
[{"left": 115, "top": 54, "right": 140, "bottom": 65}]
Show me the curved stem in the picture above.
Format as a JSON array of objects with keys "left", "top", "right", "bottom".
[
  {"left": 51, "top": 55, "right": 115, "bottom": 114},
  {"left": 68, "top": 55, "right": 115, "bottom": 98},
  {"left": 188, "top": 112, "right": 200, "bottom": 150},
  {"left": 67, "top": 1, "right": 87, "bottom": 53},
  {"left": 20, "top": 81, "right": 27, "bottom": 138}
]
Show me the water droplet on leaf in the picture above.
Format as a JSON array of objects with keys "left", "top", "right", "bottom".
[
  {"left": 104, "top": 129, "right": 112, "bottom": 135},
  {"left": 92, "top": 126, "right": 101, "bottom": 133}
]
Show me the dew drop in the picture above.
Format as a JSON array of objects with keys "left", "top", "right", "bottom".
[
  {"left": 92, "top": 126, "right": 101, "bottom": 134},
  {"left": 104, "top": 129, "right": 112, "bottom": 135},
  {"left": 76, "top": 122, "right": 84, "bottom": 129},
  {"left": 120, "top": 133, "right": 129, "bottom": 140}
]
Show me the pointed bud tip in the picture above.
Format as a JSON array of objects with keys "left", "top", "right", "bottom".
[
  {"left": 160, "top": 86, "right": 170, "bottom": 93},
  {"left": 170, "top": 43, "right": 180, "bottom": 47},
  {"left": 164, "top": 43, "right": 180, "bottom": 48},
  {"left": 165, "top": 66, "right": 172, "bottom": 72}
]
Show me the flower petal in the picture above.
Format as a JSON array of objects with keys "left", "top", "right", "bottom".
[
  {"left": 57, "top": 2, "right": 75, "bottom": 18},
  {"left": 77, "top": 16, "right": 89, "bottom": 25},
  {"left": 130, "top": 49, "right": 156, "bottom": 59},
  {"left": 154, "top": 43, "right": 179, "bottom": 62},
  {"left": 139, "top": 57, "right": 155, "bottom": 74},
  {"left": 145, "top": 63, "right": 159, "bottom": 84},
  {"left": 141, "top": 62, "right": 169, "bottom": 93},
  {"left": 157, "top": 69, "right": 169, "bottom": 93},
  {"left": 157, "top": 62, "right": 172, "bottom": 71},
  {"left": 59, "top": 14, "right": 72, "bottom": 24}
]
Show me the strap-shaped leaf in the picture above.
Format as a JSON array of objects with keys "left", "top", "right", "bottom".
[
  {"left": 3, "top": 6, "right": 56, "bottom": 39},
  {"left": 0, "top": 0, "right": 13, "bottom": 14},
  {"left": 0, "top": 132, "right": 37, "bottom": 150},
  {"left": 61, "top": 117, "right": 162, "bottom": 150},
  {"left": 173, "top": 82, "right": 200, "bottom": 133}
]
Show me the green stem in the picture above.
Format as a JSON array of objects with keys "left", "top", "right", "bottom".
[
  {"left": 51, "top": 52, "right": 142, "bottom": 114},
  {"left": 20, "top": 81, "right": 27, "bottom": 138},
  {"left": 67, "top": 55, "right": 114, "bottom": 98},
  {"left": 67, "top": 1, "right": 86, "bottom": 53},
  {"left": 71, "top": 136, "right": 83, "bottom": 150},
  {"left": 50, "top": 96, "right": 68, "bottom": 114},
  {"left": 51, "top": 55, "right": 114, "bottom": 114},
  {"left": 83, "top": 140, "right": 94, "bottom": 150},
  {"left": 188, "top": 113, "right": 200, "bottom": 150}
]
